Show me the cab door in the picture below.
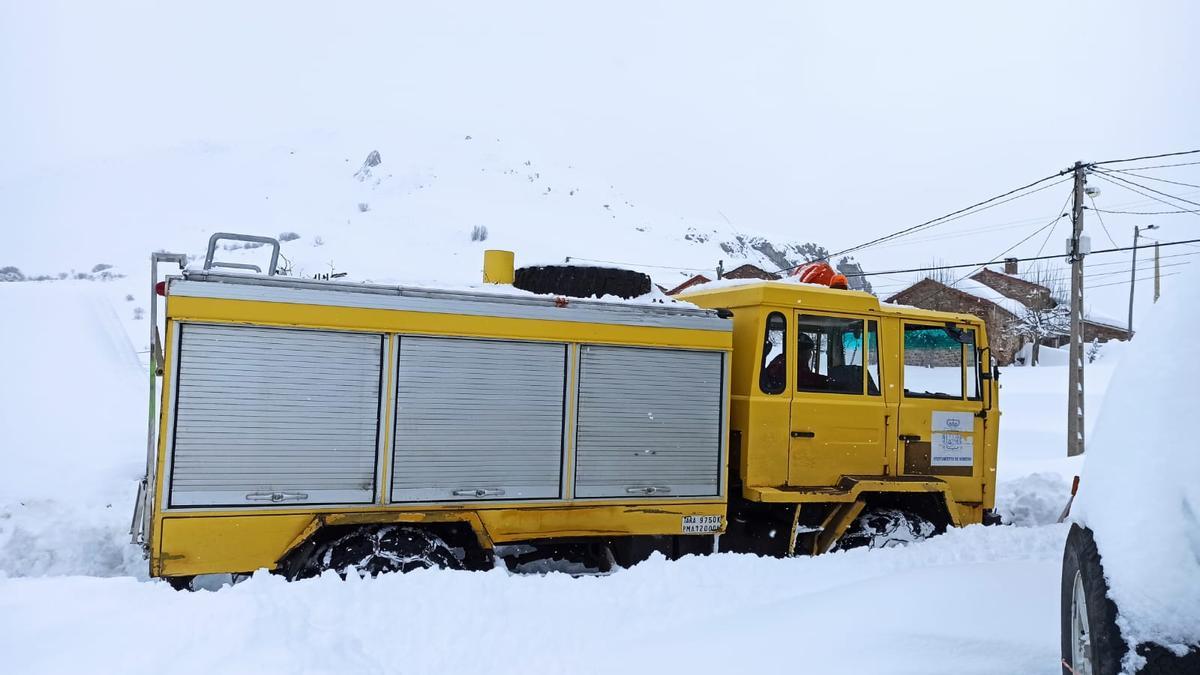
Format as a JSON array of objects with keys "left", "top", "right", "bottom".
[
  {"left": 896, "top": 322, "right": 986, "bottom": 502},
  {"left": 787, "top": 312, "right": 889, "bottom": 487}
]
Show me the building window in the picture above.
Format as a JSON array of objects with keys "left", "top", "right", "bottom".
[{"left": 759, "top": 312, "right": 787, "bottom": 394}]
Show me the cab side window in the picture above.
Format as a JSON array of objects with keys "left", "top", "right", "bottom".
[
  {"left": 866, "top": 320, "right": 881, "bottom": 396},
  {"left": 795, "top": 315, "right": 870, "bottom": 395},
  {"left": 964, "top": 329, "right": 981, "bottom": 401},
  {"left": 903, "top": 324, "right": 966, "bottom": 399},
  {"left": 759, "top": 312, "right": 787, "bottom": 394}
]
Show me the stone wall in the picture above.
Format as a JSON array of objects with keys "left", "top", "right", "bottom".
[
  {"left": 886, "top": 278, "right": 1023, "bottom": 365},
  {"left": 904, "top": 346, "right": 963, "bottom": 367}
]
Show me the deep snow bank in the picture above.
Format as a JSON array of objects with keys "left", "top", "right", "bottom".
[
  {"left": 1073, "top": 267, "right": 1200, "bottom": 662},
  {"left": 0, "top": 523, "right": 1069, "bottom": 675},
  {"left": 0, "top": 282, "right": 147, "bottom": 578}
]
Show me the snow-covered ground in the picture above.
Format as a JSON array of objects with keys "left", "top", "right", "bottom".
[{"left": 0, "top": 277, "right": 1119, "bottom": 674}]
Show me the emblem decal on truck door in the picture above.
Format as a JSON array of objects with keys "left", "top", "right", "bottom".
[
  {"left": 932, "top": 411, "right": 974, "bottom": 432},
  {"left": 931, "top": 411, "right": 975, "bottom": 467}
]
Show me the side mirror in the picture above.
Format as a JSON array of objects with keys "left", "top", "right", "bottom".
[{"left": 943, "top": 324, "right": 975, "bottom": 345}]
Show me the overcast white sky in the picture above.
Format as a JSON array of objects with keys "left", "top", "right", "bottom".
[{"left": 2, "top": 0, "right": 1197, "bottom": 318}]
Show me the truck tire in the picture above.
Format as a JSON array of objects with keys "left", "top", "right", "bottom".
[
  {"left": 1061, "top": 524, "right": 1125, "bottom": 675},
  {"left": 1062, "top": 524, "right": 1200, "bottom": 674},
  {"left": 165, "top": 575, "right": 195, "bottom": 591},
  {"left": 291, "top": 525, "right": 464, "bottom": 580},
  {"left": 513, "top": 265, "right": 651, "bottom": 300},
  {"left": 833, "top": 508, "right": 935, "bottom": 551}
]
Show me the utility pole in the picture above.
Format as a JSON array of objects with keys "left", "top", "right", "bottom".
[
  {"left": 1154, "top": 242, "right": 1161, "bottom": 302},
  {"left": 1067, "top": 162, "right": 1088, "bottom": 457},
  {"left": 1127, "top": 224, "right": 1158, "bottom": 331}
]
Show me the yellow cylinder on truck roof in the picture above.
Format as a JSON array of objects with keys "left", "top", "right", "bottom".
[{"left": 483, "top": 249, "right": 515, "bottom": 284}]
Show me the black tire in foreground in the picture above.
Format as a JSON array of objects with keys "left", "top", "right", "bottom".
[
  {"left": 513, "top": 265, "right": 651, "bottom": 300},
  {"left": 1061, "top": 524, "right": 1126, "bottom": 675},
  {"left": 1062, "top": 523, "right": 1200, "bottom": 674},
  {"left": 288, "top": 525, "right": 464, "bottom": 580}
]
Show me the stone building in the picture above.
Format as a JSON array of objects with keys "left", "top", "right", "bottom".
[
  {"left": 663, "top": 263, "right": 779, "bottom": 295},
  {"left": 885, "top": 263, "right": 1132, "bottom": 365}
]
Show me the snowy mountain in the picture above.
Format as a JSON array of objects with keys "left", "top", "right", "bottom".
[{"left": 2, "top": 130, "right": 843, "bottom": 303}]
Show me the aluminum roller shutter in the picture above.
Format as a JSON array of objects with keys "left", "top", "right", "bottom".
[
  {"left": 169, "top": 324, "right": 383, "bottom": 507},
  {"left": 391, "top": 337, "right": 566, "bottom": 502},
  {"left": 574, "top": 345, "right": 723, "bottom": 498}
]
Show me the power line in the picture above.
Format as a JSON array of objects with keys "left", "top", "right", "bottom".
[
  {"left": 1083, "top": 249, "right": 1200, "bottom": 268},
  {"left": 1036, "top": 190, "right": 1077, "bottom": 256},
  {"left": 874, "top": 210, "right": 1071, "bottom": 248},
  {"left": 779, "top": 172, "right": 1072, "bottom": 274},
  {"left": 781, "top": 151, "right": 1200, "bottom": 275},
  {"left": 1083, "top": 260, "right": 1190, "bottom": 280},
  {"left": 1093, "top": 169, "right": 1200, "bottom": 209},
  {"left": 843, "top": 237, "right": 1200, "bottom": 280},
  {"left": 1103, "top": 159, "right": 1200, "bottom": 171},
  {"left": 1087, "top": 272, "right": 1181, "bottom": 290},
  {"left": 1087, "top": 195, "right": 1119, "bottom": 247},
  {"left": 1091, "top": 172, "right": 1200, "bottom": 215},
  {"left": 902, "top": 207, "right": 1068, "bottom": 305},
  {"left": 1088, "top": 206, "right": 1200, "bottom": 216},
  {"left": 1095, "top": 185, "right": 1200, "bottom": 212},
  {"left": 1092, "top": 148, "right": 1200, "bottom": 166},
  {"left": 1102, "top": 168, "right": 1200, "bottom": 190}
]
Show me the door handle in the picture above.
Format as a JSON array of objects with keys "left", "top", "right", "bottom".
[
  {"left": 899, "top": 434, "right": 921, "bottom": 442},
  {"left": 791, "top": 431, "right": 815, "bottom": 438}
]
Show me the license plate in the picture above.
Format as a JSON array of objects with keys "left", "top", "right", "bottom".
[{"left": 682, "top": 515, "right": 722, "bottom": 534}]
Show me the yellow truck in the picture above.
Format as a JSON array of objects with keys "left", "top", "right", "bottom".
[{"left": 132, "top": 234, "right": 999, "bottom": 586}]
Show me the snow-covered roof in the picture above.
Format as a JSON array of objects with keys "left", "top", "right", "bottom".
[
  {"left": 1046, "top": 294, "right": 1127, "bottom": 331},
  {"left": 950, "top": 277, "right": 1028, "bottom": 316}
]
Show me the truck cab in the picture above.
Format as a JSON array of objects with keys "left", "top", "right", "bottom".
[{"left": 679, "top": 280, "right": 999, "bottom": 554}]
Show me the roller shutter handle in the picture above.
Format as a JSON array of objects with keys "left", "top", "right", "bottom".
[
  {"left": 452, "top": 488, "right": 506, "bottom": 498},
  {"left": 626, "top": 486, "right": 671, "bottom": 495},
  {"left": 245, "top": 491, "right": 309, "bottom": 502}
]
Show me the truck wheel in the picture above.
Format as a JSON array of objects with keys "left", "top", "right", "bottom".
[
  {"left": 513, "top": 265, "right": 651, "bottom": 299},
  {"left": 164, "top": 575, "right": 195, "bottom": 591},
  {"left": 292, "top": 525, "right": 464, "bottom": 580},
  {"left": 1061, "top": 524, "right": 1125, "bottom": 675},
  {"left": 833, "top": 508, "right": 935, "bottom": 551}
]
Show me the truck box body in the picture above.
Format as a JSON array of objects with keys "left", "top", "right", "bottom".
[{"left": 141, "top": 271, "right": 731, "bottom": 577}]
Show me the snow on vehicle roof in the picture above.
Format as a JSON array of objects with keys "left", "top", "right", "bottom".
[
  {"left": 1072, "top": 265, "right": 1200, "bottom": 664},
  {"left": 175, "top": 269, "right": 715, "bottom": 320}
]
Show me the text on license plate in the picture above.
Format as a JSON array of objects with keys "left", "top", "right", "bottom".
[{"left": 682, "top": 515, "right": 722, "bottom": 534}]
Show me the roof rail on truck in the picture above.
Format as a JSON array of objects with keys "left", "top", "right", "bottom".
[{"left": 204, "top": 232, "right": 281, "bottom": 275}]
